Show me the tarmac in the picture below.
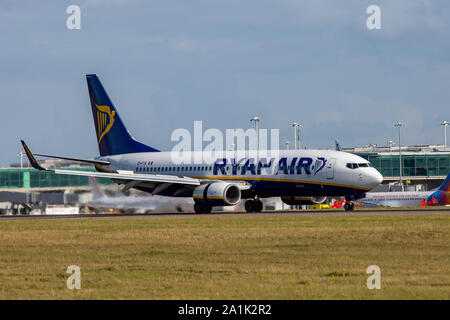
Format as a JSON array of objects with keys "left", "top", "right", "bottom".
[{"left": 1, "top": 208, "right": 449, "bottom": 220}]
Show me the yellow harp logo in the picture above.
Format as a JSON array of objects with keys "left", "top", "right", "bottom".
[{"left": 96, "top": 104, "right": 116, "bottom": 144}]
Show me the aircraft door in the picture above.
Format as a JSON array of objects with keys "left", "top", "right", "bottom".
[{"left": 326, "top": 158, "right": 336, "bottom": 179}]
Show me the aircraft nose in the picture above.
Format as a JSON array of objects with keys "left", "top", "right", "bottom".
[{"left": 368, "top": 169, "right": 383, "bottom": 188}]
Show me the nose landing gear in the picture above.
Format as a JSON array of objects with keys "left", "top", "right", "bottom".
[{"left": 343, "top": 201, "right": 354, "bottom": 211}]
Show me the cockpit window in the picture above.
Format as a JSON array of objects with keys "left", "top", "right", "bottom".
[
  {"left": 358, "top": 163, "right": 369, "bottom": 167},
  {"left": 347, "top": 162, "right": 372, "bottom": 169}
]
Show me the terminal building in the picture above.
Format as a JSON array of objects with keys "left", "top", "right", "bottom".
[
  {"left": 344, "top": 144, "right": 450, "bottom": 191},
  {"left": 0, "top": 160, "right": 113, "bottom": 214},
  {"left": 0, "top": 160, "right": 113, "bottom": 190}
]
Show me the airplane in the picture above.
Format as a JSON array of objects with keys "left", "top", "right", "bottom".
[
  {"left": 20, "top": 74, "right": 383, "bottom": 213},
  {"left": 357, "top": 173, "right": 450, "bottom": 207},
  {"left": 85, "top": 177, "right": 194, "bottom": 214}
]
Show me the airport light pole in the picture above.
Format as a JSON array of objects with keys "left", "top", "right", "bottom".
[
  {"left": 250, "top": 116, "right": 261, "bottom": 162},
  {"left": 394, "top": 122, "right": 405, "bottom": 191},
  {"left": 441, "top": 120, "right": 449, "bottom": 148},
  {"left": 291, "top": 122, "right": 302, "bottom": 149}
]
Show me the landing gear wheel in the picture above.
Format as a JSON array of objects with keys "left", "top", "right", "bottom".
[
  {"left": 245, "top": 200, "right": 254, "bottom": 213},
  {"left": 194, "top": 203, "right": 202, "bottom": 214},
  {"left": 344, "top": 202, "right": 354, "bottom": 211},
  {"left": 245, "top": 200, "right": 263, "bottom": 213},
  {"left": 203, "top": 203, "right": 212, "bottom": 213},
  {"left": 194, "top": 203, "right": 212, "bottom": 214},
  {"left": 254, "top": 200, "right": 263, "bottom": 212}
]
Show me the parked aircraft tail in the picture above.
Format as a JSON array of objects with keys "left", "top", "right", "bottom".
[
  {"left": 89, "top": 177, "right": 106, "bottom": 199},
  {"left": 422, "top": 172, "right": 450, "bottom": 206}
]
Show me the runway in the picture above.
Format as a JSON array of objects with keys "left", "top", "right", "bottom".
[{"left": 1, "top": 208, "right": 449, "bottom": 220}]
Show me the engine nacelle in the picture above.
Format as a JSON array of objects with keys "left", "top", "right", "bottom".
[
  {"left": 193, "top": 182, "right": 241, "bottom": 206},
  {"left": 281, "top": 196, "right": 327, "bottom": 206}
]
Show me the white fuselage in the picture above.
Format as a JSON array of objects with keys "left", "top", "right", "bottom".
[
  {"left": 96, "top": 149, "right": 383, "bottom": 198},
  {"left": 359, "top": 191, "right": 432, "bottom": 207}
]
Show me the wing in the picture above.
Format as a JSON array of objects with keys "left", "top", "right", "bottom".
[
  {"left": 21, "top": 140, "right": 203, "bottom": 196},
  {"left": 20, "top": 140, "right": 250, "bottom": 196},
  {"left": 55, "top": 168, "right": 200, "bottom": 190}
]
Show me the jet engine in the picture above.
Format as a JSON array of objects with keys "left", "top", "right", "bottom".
[
  {"left": 281, "top": 196, "right": 327, "bottom": 206},
  {"left": 193, "top": 182, "right": 241, "bottom": 206}
]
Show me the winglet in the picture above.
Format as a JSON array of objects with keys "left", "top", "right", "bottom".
[{"left": 20, "top": 140, "right": 46, "bottom": 171}]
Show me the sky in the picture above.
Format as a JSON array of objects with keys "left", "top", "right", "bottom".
[{"left": 1, "top": 0, "right": 449, "bottom": 166}]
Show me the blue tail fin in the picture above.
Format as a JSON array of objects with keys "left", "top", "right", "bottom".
[
  {"left": 438, "top": 172, "right": 450, "bottom": 192},
  {"left": 86, "top": 74, "right": 159, "bottom": 156}
]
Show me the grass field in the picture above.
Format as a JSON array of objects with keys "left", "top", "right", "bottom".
[{"left": 0, "top": 213, "right": 449, "bottom": 299}]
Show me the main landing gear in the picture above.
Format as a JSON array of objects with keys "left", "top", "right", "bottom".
[
  {"left": 343, "top": 201, "right": 354, "bottom": 211},
  {"left": 245, "top": 199, "right": 263, "bottom": 213},
  {"left": 194, "top": 202, "right": 212, "bottom": 214}
]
